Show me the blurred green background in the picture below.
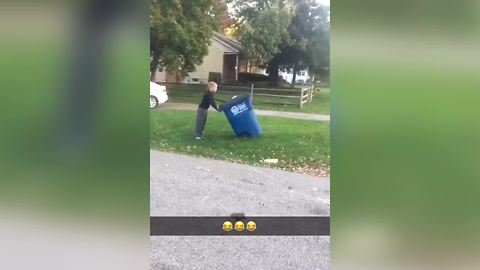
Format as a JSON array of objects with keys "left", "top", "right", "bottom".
[
  {"left": 0, "top": 2, "right": 149, "bottom": 223},
  {"left": 0, "top": 3, "right": 150, "bottom": 269},
  {"left": 332, "top": 0, "right": 480, "bottom": 268}
]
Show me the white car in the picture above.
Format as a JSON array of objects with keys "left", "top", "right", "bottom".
[{"left": 150, "top": 81, "right": 168, "bottom": 108}]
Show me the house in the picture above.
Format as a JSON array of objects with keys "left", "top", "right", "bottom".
[
  {"left": 279, "top": 68, "right": 311, "bottom": 85},
  {"left": 152, "top": 32, "right": 243, "bottom": 84}
]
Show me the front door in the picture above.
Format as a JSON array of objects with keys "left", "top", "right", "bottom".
[{"left": 223, "top": 54, "right": 237, "bottom": 82}]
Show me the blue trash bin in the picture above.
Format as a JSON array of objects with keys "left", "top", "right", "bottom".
[{"left": 219, "top": 94, "right": 262, "bottom": 138}]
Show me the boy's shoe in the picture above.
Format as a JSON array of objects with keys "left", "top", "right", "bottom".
[{"left": 195, "top": 136, "right": 202, "bottom": 140}]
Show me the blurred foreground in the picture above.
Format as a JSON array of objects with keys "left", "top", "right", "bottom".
[
  {"left": 0, "top": 1, "right": 149, "bottom": 269},
  {"left": 332, "top": 0, "right": 480, "bottom": 269}
]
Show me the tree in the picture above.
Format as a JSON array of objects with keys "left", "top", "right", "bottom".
[
  {"left": 240, "top": 8, "right": 291, "bottom": 64},
  {"left": 212, "top": 0, "right": 236, "bottom": 33},
  {"left": 228, "top": 0, "right": 292, "bottom": 73},
  {"left": 306, "top": 5, "right": 330, "bottom": 85},
  {"left": 269, "top": 0, "right": 330, "bottom": 87},
  {"left": 230, "top": 0, "right": 330, "bottom": 86},
  {"left": 150, "top": 0, "right": 216, "bottom": 80}
]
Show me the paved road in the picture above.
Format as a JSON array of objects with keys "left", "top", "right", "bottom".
[
  {"left": 150, "top": 150, "right": 330, "bottom": 269},
  {"left": 151, "top": 236, "right": 329, "bottom": 270},
  {"left": 156, "top": 102, "right": 330, "bottom": 121}
]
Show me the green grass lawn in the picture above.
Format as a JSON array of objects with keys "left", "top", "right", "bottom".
[
  {"left": 150, "top": 110, "right": 330, "bottom": 175},
  {"left": 166, "top": 85, "right": 330, "bottom": 115}
]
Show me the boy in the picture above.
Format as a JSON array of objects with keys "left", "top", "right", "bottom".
[{"left": 195, "top": 81, "right": 219, "bottom": 140}]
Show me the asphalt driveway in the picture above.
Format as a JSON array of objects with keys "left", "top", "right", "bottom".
[{"left": 150, "top": 150, "right": 330, "bottom": 269}]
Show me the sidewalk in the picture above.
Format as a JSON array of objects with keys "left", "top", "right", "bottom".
[{"left": 156, "top": 102, "right": 330, "bottom": 121}]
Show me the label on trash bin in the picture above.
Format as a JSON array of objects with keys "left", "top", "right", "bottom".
[{"left": 230, "top": 102, "right": 248, "bottom": 116}]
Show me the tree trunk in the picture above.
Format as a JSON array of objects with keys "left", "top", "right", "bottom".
[
  {"left": 150, "top": 52, "right": 160, "bottom": 81},
  {"left": 290, "top": 64, "right": 298, "bottom": 88},
  {"left": 268, "top": 59, "right": 279, "bottom": 86}
]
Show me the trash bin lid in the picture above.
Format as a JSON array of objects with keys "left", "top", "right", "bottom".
[{"left": 219, "top": 94, "right": 251, "bottom": 112}]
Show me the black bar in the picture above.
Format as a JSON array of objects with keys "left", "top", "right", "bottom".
[{"left": 150, "top": 217, "right": 330, "bottom": 236}]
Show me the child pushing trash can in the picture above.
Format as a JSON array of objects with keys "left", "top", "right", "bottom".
[{"left": 195, "top": 81, "right": 219, "bottom": 140}]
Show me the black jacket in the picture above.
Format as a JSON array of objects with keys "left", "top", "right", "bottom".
[{"left": 198, "top": 90, "right": 218, "bottom": 110}]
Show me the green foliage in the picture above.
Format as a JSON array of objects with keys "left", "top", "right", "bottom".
[
  {"left": 150, "top": 0, "right": 216, "bottom": 78},
  {"left": 230, "top": 0, "right": 330, "bottom": 84},
  {"left": 241, "top": 8, "right": 291, "bottom": 64},
  {"left": 273, "top": 0, "right": 330, "bottom": 84},
  {"left": 305, "top": 3, "right": 330, "bottom": 80},
  {"left": 238, "top": 72, "right": 269, "bottom": 82},
  {"left": 211, "top": 0, "right": 235, "bottom": 33},
  {"left": 229, "top": 0, "right": 292, "bottom": 64}
]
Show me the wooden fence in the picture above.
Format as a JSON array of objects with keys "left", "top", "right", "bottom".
[
  {"left": 300, "top": 85, "right": 315, "bottom": 108},
  {"left": 164, "top": 82, "right": 316, "bottom": 108}
]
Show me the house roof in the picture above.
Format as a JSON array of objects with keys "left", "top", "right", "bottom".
[{"left": 212, "top": 32, "right": 243, "bottom": 55}]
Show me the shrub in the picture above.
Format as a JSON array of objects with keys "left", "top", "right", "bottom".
[
  {"left": 208, "top": 72, "right": 222, "bottom": 83},
  {"left": 238, "top": 72, "right": 269, "bottom": 82}
]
